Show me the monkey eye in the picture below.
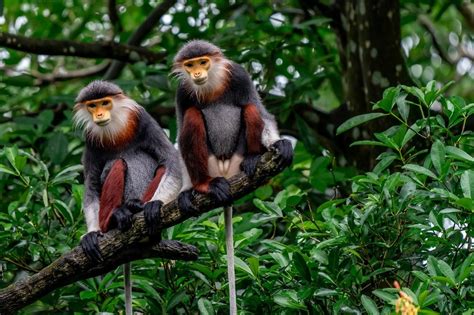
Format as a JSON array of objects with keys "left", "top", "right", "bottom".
[
  {"left": 102, "top": 101, "right": 109, "bottom": 106},
  {"left": 88, "top": 103, "right": 96, "bottom": 108},
  {"left": 184, "top": 63, "right": 193, "bottom": 68},
  {"left": 200, "top": 60, "right": 207, "bottom": 65}
]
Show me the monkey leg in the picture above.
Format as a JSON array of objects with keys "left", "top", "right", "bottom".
[{"left": 141, "top": 166, "right": 166, "bottom": 236}]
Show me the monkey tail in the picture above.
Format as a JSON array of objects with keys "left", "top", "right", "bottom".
[
  {"left": 224, "top": 205, "right": 237, "bottom": 315},
  {"left": 124, "top": 263, "right": 132, "bottom": 315}
]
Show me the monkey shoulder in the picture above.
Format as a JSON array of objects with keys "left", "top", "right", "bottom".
[{"left": 227, "top": 62, "right": 259, "bottom": 106}]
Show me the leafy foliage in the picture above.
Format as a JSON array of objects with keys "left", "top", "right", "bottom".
[{"left": 1, "top": 1, "right": 474, "bottom": 314}]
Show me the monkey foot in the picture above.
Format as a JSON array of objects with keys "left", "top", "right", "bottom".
[
  {"left": 240, "top": 154, "right": 261, "bottom": 177},
  {"left": 80, "top": 231, "right": 103, "bottom": 263},
  {"left": 110, "top": 206, "right": 133, "bottom": 232},
  {"left": 208, "top": 177, "right": 233, "bottom": 205},
  {"left": 144, "top": 200, "right": 163, "bottom": 236},
  {"left": 271, "top": 139, "right": 294, "bottom": 167},
  {"left": 125, "top": 199, "right": 144, "bottom": 213},
  {"left": 178, "top": 190, "right": 199, "bottom": 217}
]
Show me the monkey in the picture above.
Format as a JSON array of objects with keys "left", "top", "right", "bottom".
[
  {"left": 74, "top": 81, "right": 182, "bottom": 315},
  {"left": 172, "top": 40, "right": 293, "bottom": 314}
]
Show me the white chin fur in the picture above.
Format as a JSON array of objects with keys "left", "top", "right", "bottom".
[
  {"left": 173, "top": 58, "right": 231, "bottom": 102},
  {"left": 73, "top": 98, "right": 139, "bottom": 145}
]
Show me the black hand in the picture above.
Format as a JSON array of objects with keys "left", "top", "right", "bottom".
[
  {"left": 80, "top": 231, "right": 103, "bottom": 263},
  {"left": 208, "top": 177, "right": 232, "bottom": 205},
  {"left": 271, "top": 139, "right": 294, "bottom": 167},
  {"left": 240, "top": 154, "right": 261, "bottom": 177},
  {"left": 110, "top": 206, "right": 133, "bottom": 231},
  {"left": 178, "top": 189, "right": 198, "bottom": 216},
  {"left": 144, "top": 200, "right": 163, "bottom": 236},
  {"left": 125, "top": 199, "right": 144, "bottom": 213}
]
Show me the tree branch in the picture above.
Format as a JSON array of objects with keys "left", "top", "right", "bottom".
[
  {"left": 457, "top": 1, "right": 474, "bottom": 30},
  {"left": 31, "top": 61, "right": 111, "bottom": 86},
  {"left": 108, "top": 0, "right": 123, "bottom": 33},
  {"left": 418, "top": 15, "right": 456, "bottom": 65},
  {"left": 0, "top": 32, "right": 166, "bottom": 64},
  {"left": 0, "top": 151, "right": 288, "bottom": 314},
  {"left": 104, "top": 0, "right": 176, "bottom": 80}
]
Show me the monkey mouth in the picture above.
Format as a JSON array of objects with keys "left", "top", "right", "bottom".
[
  {"left": 96, "top": 119, "right": 111, "bottom": 126},
  {"left": 193, "top": 78, "right": 208, "bottom": 85}
]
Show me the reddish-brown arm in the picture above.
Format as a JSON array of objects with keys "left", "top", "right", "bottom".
[{"left": 243, "top": 104, "right": 265, "bottom": 154}]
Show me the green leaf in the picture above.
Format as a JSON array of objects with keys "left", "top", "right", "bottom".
[
  {"left": 402, "top": 85, "right": 426, "bottom": 106},
  {"left": 373, "top": 289, "right": 397, "bottom": 304},
  {"left": 374, "top": 86, "right": 400, "bottom": 112},
  {"left": 402, "top": 164, "right": 437, "bottom": 179},
  {"left": 167, "top": 290, "right": 187, "bottom": 311},
  {"left": 247, "top": 257, "right": 259, "bottom": 279},
  {"left": 314, "top": 289, "right": 338, "bottom": 297},
  {"left": 234, "top": 256, "right": 255, "bottom": 279},
  {"left": 446, "top": 146, "right": 474, "bottom": 163},
  {"left": 336, "top": 113, "right": 387, "bottom": 135},
  {"left": 197, "top": 298, "right": 214, "bottom": 315},
  {"left": 79, "top": 291, "right": 97, "bottom": 300},
  {"left": 396, "top": 93, "right": 410, "bottom": 121},
  {"left": 430, "top": 140, "right": 445, "bottom": 176},
  {"left": 350, "top": 140, "right": 390, "bottom": 148},
  {"left": 460, "top": 170, "right": 474, "bottom": 199},
  {"left": 293, "top": 252, "right": 311, "bottom": 282},
  {"left": 437, "top": 260, "right": 456, "bottom": 285},
  {"left": 458, "top": 253, "right": 474, "bottom": 283},
  {"left": 273, "top": 290, "right": 307, "bottom": 310},
  {"left": 361, "top": 295, "right": 380, "bottom": 315},
  {"left": 45, "top": 133, "right": 69, "bottom": 165},
  {"left": 373, "top": 155, "right": 397, "bottom": 174},
  {"left": 54, "top": 200, "right": 74, "bottom": 225},
  {"left": 412, "top": 270, "right": 430, "bottom": 282},
  {"left": 374, "top": 132, "right": 399, "bottom": 149},
  {"left": 0, "top": 163, "right": 16, "bottom": 175}
]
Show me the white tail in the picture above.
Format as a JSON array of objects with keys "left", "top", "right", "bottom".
[{"left": 224, "top": 205, "right": 237, "bottom": 315}]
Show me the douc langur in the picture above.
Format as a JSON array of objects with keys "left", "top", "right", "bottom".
[
  {"left": 172, "top": 40, "right": 293, "bottom": 314},
  {"left": 74, "top": 81, "right": 182, "bottom": 315}
]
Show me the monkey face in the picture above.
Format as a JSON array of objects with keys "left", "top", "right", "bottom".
[
  {"left": 182, "top": 56, "right": 211, "bottom": 85},
  {"left": 83, "top": 97, "right": 113, "bottom": 126}
]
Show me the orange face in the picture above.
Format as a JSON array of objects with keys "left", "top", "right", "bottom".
[
  {"left": 183, "top": 56, "right": 211, "bottom": 85},
  {"left": 83, "top": 97, "right": 113, "bottom": 126}
]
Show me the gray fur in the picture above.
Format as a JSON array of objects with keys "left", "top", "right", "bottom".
[
  {"left": 173, "top": 40, "right": 223, "bottom": 63},
  {"left": 76, "top": 80, "right": 123, "bottom": 103},
  {"left": 201, "top": 103, "right": 244, "bottom": 158}
]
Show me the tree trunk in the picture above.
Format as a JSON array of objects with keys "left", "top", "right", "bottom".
[{"left": 305, "top": 0, "right": 413, "bottom": 169}]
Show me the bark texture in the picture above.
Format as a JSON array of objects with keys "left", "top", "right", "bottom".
[
  {"left": 0, "top": 32, "right": 166, "bottom": 64},
  {"left": 0, "top": 150, "right": 287, "bottom": 314}
]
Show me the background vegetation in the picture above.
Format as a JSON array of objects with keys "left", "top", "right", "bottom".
[{"left": 0, "top": 0, "right": 473, "bottom": 314}]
